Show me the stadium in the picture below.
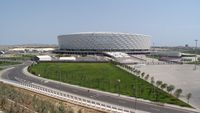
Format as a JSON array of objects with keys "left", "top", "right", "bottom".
[{"left": 56, "top": 32, "right": 151, "bottom": 54}]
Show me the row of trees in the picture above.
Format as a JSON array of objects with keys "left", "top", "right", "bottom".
[{"left": 113, "top": 61, "right": 192, "bottom": 104}]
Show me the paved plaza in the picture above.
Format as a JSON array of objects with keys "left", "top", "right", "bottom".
[{"left": 133, "top": 64, "right": 200, "bottom": 109}]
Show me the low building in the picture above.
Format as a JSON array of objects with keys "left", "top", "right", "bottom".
[
  {"left": 34, "top": 55, "right": 52, "bottom": 61},
  {"left": 59, "top": 57, "right": 76, "bottom": 61},
  {"left": 181, "top": 57, "right": 196, "bottom": 62},
  {"left": 0, "top": 51, "right": 5, "bottom": 54},
  {"left": 151, "top": 51, "right": 181, "bottom": 57}
]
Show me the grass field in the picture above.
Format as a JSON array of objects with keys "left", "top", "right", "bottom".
[
  {"left": 0, "top": 61, "right": 21, "bottom": 66},
  {"left": 188, "top": 61, "right": 200, "bottom": 65},
  {"left": 29, "top": 62, "right": 191, "bottom": 107},
  {"left": 1, "top": 54, "right": 35, "bottom": 60}
]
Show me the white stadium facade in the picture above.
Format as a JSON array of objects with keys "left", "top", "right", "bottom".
[{"left": 56, "top": 32, "right": 151, "bottom": 55}]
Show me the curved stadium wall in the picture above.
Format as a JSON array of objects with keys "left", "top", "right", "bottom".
[{"left": 57, "top": 32, "right": 151, "bottom": 54}]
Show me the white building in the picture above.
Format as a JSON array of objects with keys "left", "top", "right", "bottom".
[
  {"left": 59, "top": 57, "right": 76, "bottom": 61},
  {"left": 151, "top": 51, "right": 181, "bottom": 57},
  {"left": 57, "top": 32, "right": 151, "bottom": 54},
  {"left": 36, "top": 55, "right": 52, "bottom": 61}
]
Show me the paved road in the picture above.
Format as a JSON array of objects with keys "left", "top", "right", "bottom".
[{"left": 0, "top": 62, "right": 199, "bottom": 113}]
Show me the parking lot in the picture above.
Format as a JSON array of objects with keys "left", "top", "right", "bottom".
[{"left": 134, "top": 64, "right": 200, "bottom": 109}]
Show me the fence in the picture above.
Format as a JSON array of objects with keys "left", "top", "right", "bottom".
[{"left": 0, "top": 79, "right": 135, "bottom": 113}]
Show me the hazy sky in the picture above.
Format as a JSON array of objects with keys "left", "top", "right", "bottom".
[{"left": 0, "top": 0, "right": 200, "bottom": 46}]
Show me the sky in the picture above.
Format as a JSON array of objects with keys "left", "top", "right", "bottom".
[{"left": 0, "top": 0, "right": 200, "bottom": 46}]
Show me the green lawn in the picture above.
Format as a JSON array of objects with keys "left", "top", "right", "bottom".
[
  {"left": 187, "top": 61, "right": 200, "bottom": 65},
  {"left": 183, "top": 50, "right": 200, "bottom": 55},
  {"left": 146, "top": 55, "right": 161, "bottom": 59},
  {"left": 29, "top": 62, "right": 191, "bottom": 107},
  {"left": 0, "top": 61, "right": 21, "bottom": 66},
  {"left": 2, "top": 54, "right": 35, "bottom": 60}
]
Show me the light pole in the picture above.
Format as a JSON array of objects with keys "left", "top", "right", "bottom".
[
  {"left": 117, "top": 79, "right": 121, "bottom": 96},
  {"left": 152, "top": 42, "right": 155, "bottom": 63},
  {"left": 134, "top": 79, "right": 137, "bottom": 111},
  {"left": 194, "top": 40, "right": 198, "bottom": 70}
]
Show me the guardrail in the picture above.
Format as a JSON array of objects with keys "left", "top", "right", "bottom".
[{"left": 0, "top": 80, "right": 136, "bottom": 113}]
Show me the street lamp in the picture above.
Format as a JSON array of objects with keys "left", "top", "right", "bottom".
[
  {"left": 117, "top": 79, "right": 121, "bottom": 96},
  {"left": 194, "top": 40, "right": 198, "bottom": 70},
  {"left": 152, "top": 42, "right": 155, "bottom": 63},
  {"left": 134, "top": 79, "right": 137, "bottom": 111}
]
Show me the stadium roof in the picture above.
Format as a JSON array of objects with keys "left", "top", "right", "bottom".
[{"left": 59, "top": 32, "right": 151, "bottom": 37}]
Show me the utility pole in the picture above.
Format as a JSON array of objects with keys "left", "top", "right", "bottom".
[
  {"left": 194, "top": 40, "right": 198, "bottom": 70},
  {"left": 135, "top": 79, "right": 137, "bottom": 112},
  {"left": 152, "top": 42, "right": 155, "bottom": 63},
  {"left": 117, "top": 79, "right": 121, "bottom": 96}
]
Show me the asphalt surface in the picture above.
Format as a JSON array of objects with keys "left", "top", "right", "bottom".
[
  {"left": 1, "top": 62, "right": 199, "bottom": 113},
  {"left": 137, "top": 64, "right": 200, "bottom": 109}
]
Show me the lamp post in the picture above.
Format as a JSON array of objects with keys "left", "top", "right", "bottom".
[
  {"left": 152, "top": 42, "right": 155, "bottom": 63},
  {"left": 134, "top": 79, "right": 137, "bottom": 111},
  {"left": 194, "top": 40, "right": 198, "bottom": 70},
  {"left": 117, "top": 79, "right": 121, "bottom": 96}
]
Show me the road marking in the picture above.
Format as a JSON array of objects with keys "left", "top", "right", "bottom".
[
  {"left": 150, "top": 107, "right": 160, "bottom": 111},
  {"left": 118, "top": 100, "right": 126, "bottom": 103},
  {"left": 72, "top": 90, "right": 78, "bottom": 92},
  {"left": 44, "top": 80, "right": 48, "bottom": 83}
]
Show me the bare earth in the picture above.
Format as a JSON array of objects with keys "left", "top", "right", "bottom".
[{"left": 134, "top": 64, "right": 200, "bottom": 109}]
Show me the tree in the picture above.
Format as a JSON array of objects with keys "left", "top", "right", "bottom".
[
  {"left": 131, "top": 68, "right": 135, "bottom": 72},
  {"left": 167, "top": 85, "right": 175, "bottom": 93},
  {"left": 137, "top": 70, "right": 141, "bottom": 75},
  {"left": 160, "top": 83, "right": 167, "bottom": 90},
  {"left": 141, "top": 72, "right": 145, "bottom": 78},
  {"left": 144, "top": 74, "right": 149, "bottom": 81},
  {"left": 174, "top": 89, "right": 182, "bottom": 98},
  {"left": 0, "top": 96, "right": 6, "bottom": 110},
  {"left": 186, "top": 93, "right": 192, "bottom": 103},
  {"left": 58, "top": 103, "right": 66, "bottom": 113},
  {"left": 150, "top": 77, "right": 155, "bottom": 85},
  {"left": 156, "top": 80, "right": 162, "bottom": 87}
]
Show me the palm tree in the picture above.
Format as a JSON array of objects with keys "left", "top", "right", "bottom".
[
  {"left": 166, "top": 85, "right": 175, "bottom": 94},
  {"left": 174, "top": 89, "right": 182, "bottom": 98},
  {"left": 186, "top": 93, "right": 192, "bottom": 103},
  {"left": 156, "top": 80, "right": 162, "bottom": 87},
  {"left": 144, "top": 74, "right": 149, "bottom": 81},
  {"left": 160, "top": 83, "right": 167, "bottom": 90}
]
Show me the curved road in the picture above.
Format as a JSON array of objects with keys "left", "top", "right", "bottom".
[{"left": 0, "top": 62, "right": 198, "bottom": 113}]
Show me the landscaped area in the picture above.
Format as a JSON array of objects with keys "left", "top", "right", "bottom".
[
  {"left": 0, "top": 54, "right": 35, "bottom": 61},
  {"left": 188, "top": 61, "right": 200, "bottom": 65},
  {"left": 0, "top": 61, "right": 21, "bottom": 67},
  {"left": 0, "top": 82, "right": 90, "bottom": 113},
  {"left": 28, "top": 62, "right": 191, "bottom": 107}
]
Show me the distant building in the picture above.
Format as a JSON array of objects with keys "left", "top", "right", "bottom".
[
  {"left": 59, "top": 57, "right": 76, "bottom": 61},
  {"left": 151, "top": 51, "right": 181, "bottom": 57},
  {"left": 9, "top": 48, "right": 55, "bottom": 53},
  {"left": 151, "top": 51, "right": 197, "bottom": 63},
  {"left": 0, "top": 51, "right": 5, "bottom": 54},
  {"left": 181, "top": 57, "right": 196, "bottom": 62},
  {"left": 34, "top": 55, "right": 52, "bottom": 61}
]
